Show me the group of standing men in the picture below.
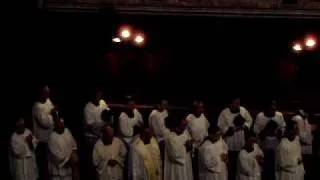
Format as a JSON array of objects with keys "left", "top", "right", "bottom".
[{"left": 9, "top": 86, "right": 316, "bottom": 180}]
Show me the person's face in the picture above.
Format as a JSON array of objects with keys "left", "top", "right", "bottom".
[
  {"left": 95, "top": 91, "right": 102, "bottom": 102},
  {"left": 126, "top": 101, "right": 136, "bottom": 112},
  {"left": 231, "top": 98, "right": 240, "bottom": 109},
  {"left": 55, "top": 120, "right": 65, "bottom": 134},
  {"left": 195, "top": 103, "right": 204, "bottom": 115},
  {"left": 40, "top": 87, "right": 50, "bottom": 100},
  {"left": 176, "top": 119, "right": 187, "bottom": 134},
  {"left": 209, "top": 132, "right": 221, "bottom": 143},
  {"left": 160, "top": 100, "right": 168, "bottom": 111},
  {"left": 245, "top": 139, "right": 254, "bottom": 152},
  {"left": 141, "top": 128, "right": 152, "bottom": 144},
  {"left": 103, "top": 126, "right": 114, "bottom": 142},
  {"left": 16, "top": 120, "right": 25, "bottom": 134}
]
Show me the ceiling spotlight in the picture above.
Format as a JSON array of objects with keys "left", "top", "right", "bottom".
[
  {"left": 305, "top": 36, "right": 317, "bottom": 49},
  {"left": 120, "top": 27, "right": 132, "bottom": 39},
  {"left": 292, "top": 43, "right": 303, "bottom": 52},
  {"left": 112, "top": 37, "right": 121, "bottom": 43},
  {"left": 134, "top": 34, "right": 145, "bottom": 45}
]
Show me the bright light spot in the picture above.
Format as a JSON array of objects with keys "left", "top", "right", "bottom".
[
  {"left": 134, "top": 34, "right": 145, "bottom": 45},
  {"left": 120, "top": 28, "right": 131, "bottom": 39},
  {"left": 305, "top": 37, "right": 316, "bottom": 48},
  {"left": 292, "top": 43, "right": 302, "bottom": 52},
  {"left": 112, "top": 37, "right": 121, "bottom": 43}
]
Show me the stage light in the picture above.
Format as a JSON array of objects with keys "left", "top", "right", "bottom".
[
  {"left": 134, "top": 34, "right": 145, "bottom": 45},
  {"left": 120, "top": 27, "right": 131, "bottom": 39},
  {"left": 292, "top": 43, "right": 303, "bottom": 52},
  {"left": 112, "top": 37, "right": 121, "bottom": 43},
  {"left": 305, "top": 36, "right": 317, "bottom": 49}
]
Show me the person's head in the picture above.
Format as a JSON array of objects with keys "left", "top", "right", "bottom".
[
  {"left": 165, "top": 113, "right": 187, "bottom": 135},
  {"left": 15, "top": 118, "right": 25, "bottom": 134},
  {"left": 233, "top": 114, "right": 245, "bottom": 127},
  {"left": 140, "top": 126, "right": 152, "bottom": 145},
  {"left": 230, "top": 97, "right": 240, "bottom": 112},
  {"left": 207, "top": 125, "right": 221, "bottom": 143},
  {"left": 296, "top": 109, "right": 308, "bottom": 120},
  {"left": 244, "top": 136, "right": 255, "bottom": 152},
  {"left": 91, "top": 89, "right": 103, "bottom": 105},
  {"left": 193, "top": 100, "right": 204, "bottom": 117},
  {"left": 264, "top": 100, "right": 277, "bottom": 117},
  {"left": 101, "top": 109, "right": 113, "bottom": 124},
  {"left": 38, "top": 85, "right": 50, "bottom": 102},
  {"left": 157, "top": 99, "right": 168, "bottom": 112},
  {"left": 54, "top": 119, "right": 65, "bottom": 134},
  {"left": 125, "top": 95, "right": 136, "bottom": 112},
  {"left": 285, "top": 120, "right": 298, "bottom": 141},
  {"left": 102, "top": 124, "right": 114, "bottom": 143},
  {"left": 265, "top": 120, "right": 279, "bottom": 136}
]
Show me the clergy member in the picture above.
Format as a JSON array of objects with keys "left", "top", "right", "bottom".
[
  {"left": 276, "top": 120, "right": 304, "bottom": 180},
  {"left": 92, "top": 124, "right": 127, "bottom": 180},
  {"left": 163, "top": 115, "right": 194, "bottom": 180},
  {"left": 48, "top": 118, "right": 79, "bottom": 180},
  {"left": 32, "top": 85, "right": 55, "bottom": 180},
  {"left": 119, "top": 96, "right": 143, "bottom": 144},
  {"left": 237, "top": 136, "right": 263, "bottom": 180},
  {"left": 84, "top": 89, "right": 109, "bottom": 146},
  {"left": 129, "top": 126, "right": 157, "bottom": 180},
  {"left": 10, "top": 118, "right": 38, "bottom": 180},
  {"left": 198, "top": 125, "right": 228, "bottom": 180},
  {"left": 217, "top": 97, "right": 252, "bottom": 180},
  {"left": 145, "top": 129, "right": 163, "bottom": 180},
  {"left": 292, "top": 110, "right": 313, "bottom": 180}
]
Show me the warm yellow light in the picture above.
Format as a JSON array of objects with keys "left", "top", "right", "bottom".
[
  {"left": 112, "top": 37, "right": 121, "bottom": 43},
  {"left": 292, "top": 43, "right": 302, "bottom": 52},
  {"left": 120, "top": 28, "right": 131, "bottom": 39},
  {"left": 134, "top": 34, "right": 145, "bottom": 45},
  {"left": 305, "top": 38, "right": 316, "bottom": 48}
]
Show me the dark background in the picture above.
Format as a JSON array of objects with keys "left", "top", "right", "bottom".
[{"left": 4, "top": 6, "right": 320, "bottom": 179}]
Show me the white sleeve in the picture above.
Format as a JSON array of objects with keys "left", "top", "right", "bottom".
[
  {"left": 10, "top": 135, "right": 28, "bottom": 158},
  {"left": 203, "top": 147, "right": 220, "bottom": 173},
  {"left": 119, "top": 113, "right": 131, "bottom": 137},
  {"left": 66, "top": 129, "right": 77, "bottom": 150},
  {"left": 276, "top": 142, "right": 297, "bottom": 172},
  {"left": 33, "top": 105, "right": 53, "bottom": 129},
  {"left": 253, "top": 113, "right": 264, "bottom": 135},
  {"left": 243, "top": 109, "right": 253, "bottom": 129},
  {"left": 129, "top": 147, "right": 145, "bottom": 180},
  {"left": 84, "top": 106, "right": 95, "bottom": 125},
  {"left": 238, "top": 151, "right": 253, "bottom": 176},
  {"left": 278, "top": 113, "right": 286, "bottom": 132},
  {"left": 217, "top": 111, "right": 229, "bottom": 134},
  {"left": 115, "top": 139, "right": 127, "bottom": 168},
  {"left": 26, "top": 129, "right": 38, "bottom": 149},
  {"left": 165, "top": 137, "right": 185, "bottom": 165},
  {"left": 92, "top": 142, "right": 108, "bottom": 175},
  {"left": 48, "top": 135, "right": 70, "bottom": 167}
]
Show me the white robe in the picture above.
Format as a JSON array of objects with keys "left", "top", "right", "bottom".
[
  {"left": 145, "top": 137, "right": 163, "bottom": 180},
  {"left": 276, "top": 137, "right": 304, "bottom": 180},
  {"left": 148, "top": 109, "right": 168, "bottom": 142},
  {"left": 129, "top": 136, "right": 157, "bottom": 180},
  {"left": 48, "top": 128, "right": 77, "bottom": 180},
  {"left": 164, "top": 130, "right": 193, "bottom": 180},
  {"left": 186, "top": 113, "right": 210, "bottom": 148},
  {"left": 32, "top": 98, "right": 54, "bottom": 143},
  {"left": 10, "top": 129, "right": 38, "bottom": 180},
  {"left": 217, "top": 107, "right": 252, "bottom": 151},
  {"left": 198, "top": 138, "right": 228, "bottom": 180},
  {"left": 291, "top": 115, "right": 313, "bottom": 155},
  {"left": 84, "top": 100, "right": 109, "bottom": 140},
  {"left": 119, "top": 109, "right": 143, "bottom": 144},
  {"left": 237, "top": 145, "right": 262, "bottom": 180},
  {"left": 92, "top": 138, "right": 127, "bottom": 180},
  {"left": 254, "top": 111, "right": 286, "bottom": 136}
]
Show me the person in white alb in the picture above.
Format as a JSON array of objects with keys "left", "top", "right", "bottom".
[
  {"left": 119, "top": 96, "right": 143, "bottom": 144},
  {"left": 254, "top": 101, "right": 285, "bottom": 180},
  {"left": 145, "top": 134, "right": 163, "bottom": 180},
  {"left": 9, "top": 118, "right": 38, "bottom": 180},
  {"left": 163, "top": 114, "right": 194, "bottom": 180},
  {"left": 237, "top": 136, "right": 264, "bottom": 180},
  {"left": 217, "top": 97, "right": 252, "bottom": 180},
  {"left": 32, "top": 85, "right": 56, "bottom": 180},
  {"left": 198, "top": 125, "right": 228, "bottom": 180},
  {"left": 92, "top": 124, "right": 127, "bottom": 180},
  {"left": 84, "top": 89, "right": 110, "bottom": 146},
  {"left": 291, "top": 110, "right": 313, "bottom": 180},
  {"left": 276, "top": 120, "right": 304, "bottom": 180},
  {"left": 148, "top": 99, "right": 169, "bottom": 162},
  {"left": 48, "top": 119, "right": 79, "bottom": 180}
]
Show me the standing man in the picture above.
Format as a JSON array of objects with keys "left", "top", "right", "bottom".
[
  {"left": 32, "top": 85, "right": 55, "bottom": 180},
  {"left": 148, "top": 99, "right": 169, "bottom": 162},
  {"left": 10, "top": 118, "right": 38, "bottom": 180},
  {"left": 292, "top": 110, "right": 313, "bottom": 180},
  {"left": 48, "top": 118, "right": 79, "bottom": 180},
  {"left": 163, "top": 115, "right": 194, "bottom": 180},
  {"left": 217, "top": 97, "right": 252, "bottom": 180},
  {"left": 276, "top": 120, "right": 304, "bottom": 180},
  {"left": 198, "top": 125, "right": 228, "bottom": 180},
  {"left": 145, "top": 129, "right": 163, "bottom": 180},
  {"left": 92, "top": 124, "right": 127, "bottom": 180}
]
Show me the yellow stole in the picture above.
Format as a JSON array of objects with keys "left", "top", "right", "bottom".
[{"left": 135, "top": 140, "right": 157, "bottom": 180}]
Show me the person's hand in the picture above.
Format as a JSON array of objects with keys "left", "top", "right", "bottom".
[
  {"left": 51, "top": 108, "right": 58, "bottom": 116},
  {"left": 220, "top": 153, "right": 228, "bottom": 163},
  {"left": 108, "top": 159, "right": 118, "bottom": 167},
  {"left": 26, "top": 134, "right": 33, "bottom": 143}
]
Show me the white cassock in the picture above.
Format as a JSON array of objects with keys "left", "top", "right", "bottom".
[
  {"left": 48, "top": 128, "right": 77, "bottom": 180},
  {"left": 217, "top": 107, "right": 252, "bottom": 151},
  {"left": 237, "top": 144, "right": 263, "bottom": 180},
  {"left": 32, "top": 98, "right": 54, "bottom": 143},
  {"left": 119, "top": 109, "right": 143, "bottom": 144},
  {"left": 276, "top": 137, "right": 304, "bottom": 180},
  {"left": 129, "top": 136, "right": 157, "bottom": 180},
  {"left": 186, "top": 113, "right": 210, "bottom": 148},
  {"left": 291, "top": 115, "right": 313, "bottom": 155},
  {"left": 9, "top": 129, "right": 38, "bottom": 180},
  {"left": 92, "top": 137, "right": 127, "bottom": 180},
  {"left": 145, "top": 137, "right": 163, "bottom": 180},
  {"left": 198, "top": 137, "right": 228, "bottom": 180},
  {"left": 84, "top": 100, "right": 109, "bottom": 142},
  {"left": 148, "top": 109, "right": 168, "bottom": 142},
  {"left": 164, "top": 130, "right": 193, "bottom": 180}
]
